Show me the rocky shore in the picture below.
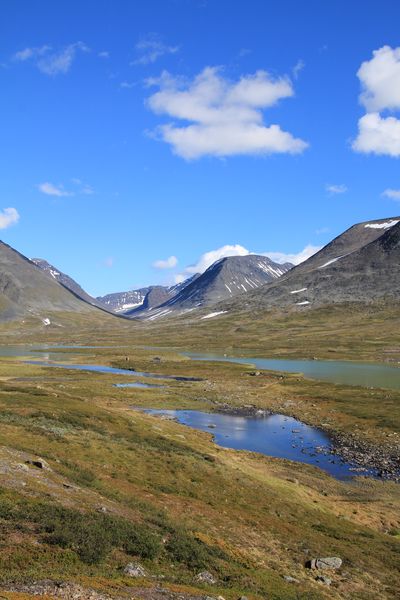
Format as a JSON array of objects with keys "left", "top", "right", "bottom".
[
  {"left": 211, "top": 401, "right": 400, "bottom": 482},
  {"left": 328, "top": 430, "right": 400, "bottom": 482}
]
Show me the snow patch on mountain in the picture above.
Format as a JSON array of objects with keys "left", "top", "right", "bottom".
[{"left": 364, "top": 220, "right": 399, "bottom": 230}]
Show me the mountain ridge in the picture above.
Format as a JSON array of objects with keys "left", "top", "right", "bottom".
[
  {"left": 217, "top": 216, "right": 400, "bottom": 313},
  {"left": 132, "top": 254, "right": 293, "bottom": 320}
]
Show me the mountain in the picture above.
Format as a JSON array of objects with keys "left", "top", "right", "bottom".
[
  {"left": 99, "top": 274, "right": 201, "bottom": 314},
  {"left": 132, "top": 255, "right": 293, "bottom": 320},
  {"left": 222, "top": 216, "right": 400, "bottom": 311},
  {"left": 97, "top": 287, "right": 152, "bottom": 313},
  {"left": 32, "top": 258, "right": 107, "bottom": 311},
  {"left": 0, "top": 242, "right": 103, "bottom": 321}
]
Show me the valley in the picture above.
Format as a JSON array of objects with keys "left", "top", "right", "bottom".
[{"left": 0, "top": 215, "right": 399, "bottom": 600}]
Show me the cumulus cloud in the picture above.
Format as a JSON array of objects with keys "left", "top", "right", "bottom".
[
  {"left": 382, "top": 188, "right": 400, "bottom": 201},
  {"left": 186, "top": 244, "right": 249, "bottom": 275},
  {"left": 263, "top": 244, "right": 321, "bottom": 265},
  {"left": 153, "top": 255, "right": 178, "bottom": 269},
  {"left": 358, "top": 46, "right": 400, "bottom": 112},
  {"left": 0, "top": 207, "right": 20, "bottom": 229},
  {"left": 326, "top": 183, "right": 348, "bottom": 194},
  {"left": 352, "top": 112, "right": 400, "bottom": 156},
  {"left": 14, "top": 42, "right": 89, "bottom": 75},
  {"left": 133, "top": 34, "right": 179, "bottom": 66},
  {"left": 145, "top": 67, "right": 308, "bottom": 159},
  {"left": 174, "top": 242, "right": 319, "bottom": 283},
  {"left": 38, "top": 182, "right": 72, "bottom": 197},
  {"left": 353, "top": 46, "right": 400, "bottom": 157}
]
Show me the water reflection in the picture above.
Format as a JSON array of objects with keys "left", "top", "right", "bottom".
[{"left": 143, "top": 409, "right": 377, "bottom": 481}]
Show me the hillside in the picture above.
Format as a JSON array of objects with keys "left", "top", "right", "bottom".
[
  {"left": 32, "top": 258, "right": 108, "bottom": 311},
  {"left": 133, "top": 255, "right": 292, "bottom": 320},
  {"left": 221, "top": 217, "right": 400, "bottom": 311},
  {"left": 0, "top": 242, "right": 106, "bottom": 322}
]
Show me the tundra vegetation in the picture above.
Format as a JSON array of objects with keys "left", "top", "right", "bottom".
[{"left": 0, "top": 303, "right": 399, "bottom": 599}]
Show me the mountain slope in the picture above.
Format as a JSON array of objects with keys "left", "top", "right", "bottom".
[
  {"left": 32, "top": 258, "right": 107, "bottom": 311},
  {"left": 0, "top": 242, "right": 105, "bottom": 321},
  {"left": 223, "top": 217, "right": 400, "bottom": 311},
  {"left": 100, "top": 274, "right": 201, "bottom": 314},
  {"left": 133, "top": 255, "right": 292, "bottom": 320},
  {"left": 97, "top": 288, "right": 151, "bottom": 313}
]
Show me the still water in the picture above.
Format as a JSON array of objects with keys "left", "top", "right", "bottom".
[
  {"left": 185, "top": 353, "right": 400, "bottom": 390},
  {"left": 143, "top": 408, "right": 375, "bottom": 481}
]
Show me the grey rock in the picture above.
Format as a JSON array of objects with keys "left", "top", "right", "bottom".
[
  {"left": 316, "top": 575, "right": 332, "bottom": 585},
  {"left": 309, "top": 557, "right": 342, "bottom": 570},
  {"left": 195, "top": 571, "right": 217, "bottom": 584},
  {"left": 123, "top": 562, "right": 146, "bottom": 577},
  {"left": 283, "top": 575, "right": 300, "bottom": 583}
]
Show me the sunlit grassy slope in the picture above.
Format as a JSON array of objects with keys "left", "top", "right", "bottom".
[{"left": 0, "top": 341, "right": 399, "bottom": 599}]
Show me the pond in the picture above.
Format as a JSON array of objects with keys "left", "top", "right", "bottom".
[{"left": 143, "top": 408, "right": 376, "bottom": 481}]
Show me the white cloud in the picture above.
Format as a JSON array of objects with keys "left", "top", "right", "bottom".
[
  {"left": 357, "top": 46, "right": 400, "bottom": 112},
  {"left": 98, "top": 51, "right": 109, "bottom": 58},
  {"left": 71, "top": 178, "right": 94, "bottom": 194},
  {"left": 352, "top": 112, "right": 400, "bottom": 156},
  {"left": 263, "top": 244, "right": 321, "bottom": 265},
  {"left": 0, "top": 207, "right": 20, "bottom": 229},
  {"left": 133, "top": 35, "right": 179, "bottom": 66},
  {"left": 153, "top": 255, "right": 178, "bottom": 269},
  {"left": 38, "top": 180, "right": 94, "bottom": 197},
  {"left": 14, "top": 45, "right": 50, "bottom": 61},
  {"left": 14, "top": 42, "right": 89, "bottom": 75},
  {"left": 382, "top": 188, "right": 400, "bottom": 201},
  {"left": 353, "top": 46, "right": 400, "bottom": 157},
  {"left": 326, "top": 183, "right": 348, "bottom": 194},
  {"left": 186, "top": 244, "right": 250, "bottom": 275},
  {"left": 146, "top": 67, "right": 308, "bottom": 159},
  {"left": 120, "top": 81, "right": 135, "bottom": 89},
  {"left": 38, "top": 182, "right": 72, "bottom": 197},
  {"left": 175, "top": 242, "right": 320, "bottom": 282},
  {"left": 292, "top": 59, "right": 305, "bottom": 79},
  {"left": 81, "top": 185, "right": 94, "bottom": 195}
]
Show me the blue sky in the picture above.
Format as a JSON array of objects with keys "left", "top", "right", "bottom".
[{"left": 1, "top": 0, "right": 400, "bottom": 296}]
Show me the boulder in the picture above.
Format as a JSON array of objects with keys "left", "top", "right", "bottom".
[
  {"left": 308, "top": 557, "right": 342, "bottom": 570},
  {"left": 195, "top": 571, "right": 217, "bottom": 584},
  {"left": 123, "top": 563, "right": 146, "bottom": 577}
]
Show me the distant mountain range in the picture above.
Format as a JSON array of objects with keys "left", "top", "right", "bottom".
[
  {"left": 96, "top": 274, "right": 202, "bottom": 314},
  {"left": 1, "top": 215, "right": 398, "bottom": 324},
  {"left": 133, "top": 255, "right": 293, "bottom": 320}
]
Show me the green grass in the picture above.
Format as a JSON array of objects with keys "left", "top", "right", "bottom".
[{"left": 0, "top": 305, "right": 399, "bottom": 598}]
